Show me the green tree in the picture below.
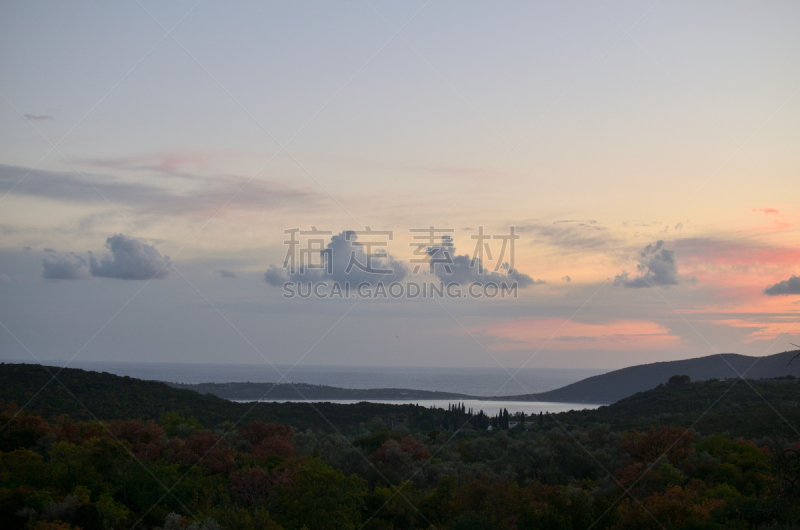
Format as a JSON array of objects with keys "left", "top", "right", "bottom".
[{"left": 272, "top": 458, "right": 366, "bottom": 529}]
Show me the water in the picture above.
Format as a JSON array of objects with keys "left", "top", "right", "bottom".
[
  {"left": 38, "top": 360, "right": 604, "bottom": 397},
  {"left": 232, "top": 399, "right": 600, "bottom": 414}
]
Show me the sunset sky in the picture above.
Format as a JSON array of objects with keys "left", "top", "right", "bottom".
[{"left": 1, "top": 1, "right": 799, "bottom": 370}]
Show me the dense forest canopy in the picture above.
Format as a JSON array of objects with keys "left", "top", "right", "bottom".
[{"left": 1, "top": 364, "right": 799, "bottom": 529}]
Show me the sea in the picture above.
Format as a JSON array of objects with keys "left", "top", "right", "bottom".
[
  {"left": 228, "top": 399, "right": 600, "bottom": 415},
  {"left": 21, "top": 360, "right": 606, "bottom": 413}
]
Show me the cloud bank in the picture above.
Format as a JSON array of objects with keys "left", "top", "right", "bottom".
[
  {"left": 426, "top": 235, "right": 540, "bottom": 287},
  {"left": 764, "top": 275, "right": 800, "bottom": 296},
  {"left": 42, "top": 252, "right": 90, "bottom": 280},
  {"left": 265, "top": 231, "right": 408, "bottom": 286},
  {"left": 264, "top": 231, "right": 540, "bottom": 289},
  {"left": 0, "top": 164, "right": 317, "bottom": 217},
  {"left": 41, "top": 235, "right": 172, "bottom": 281},
  {"left": 614, "top": 240, "right": 680, "bottom": 288},
  {"left": 89, "top": 234, "right": 172, "bottom": 280},
  {"left": 516, "top": 220, "right": 615, "bottom": 252},
  {"left": 24, "top": 114, "right": 54, "bottom": 121}
]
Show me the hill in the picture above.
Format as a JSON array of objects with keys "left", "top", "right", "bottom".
[
  {"left": 559, "top": 375, "right": 800, "bottom": 439},
  {"left": 519, "top": 349, "right": 800, "bottom": 404},
  {"left": 3, "top": 365, "right": 799, "bottom": 529},
  {"left": 161, "top": 350, "right": 800, "bottom": 404},
  {"left": 2, "top": 362, "right": 800, "bottom": 439},
  {"left": 165, "top": 380, "right": 471, "bottom": 400},
  {"left": 0, "top": 363, "right": 444, "bottom": 433}
]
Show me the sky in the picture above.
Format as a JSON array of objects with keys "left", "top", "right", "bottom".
[{"left": 1, "top": 0, "right": 799, "bottom": 371}]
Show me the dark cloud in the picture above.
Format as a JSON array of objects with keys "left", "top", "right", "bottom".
[
  {"left": 0, "top": 164, "right": 318, "bottom": 216},
  {"left": 264, "top": 231, "right": 541, "bottom": 289},
  {"left": 24, "top": 114, "right": 54, "bottom": 121},
  {"left": 764, "top": 275, "right": 800, "bottom": 296},
  {"left": 562, "top": 275, "right": 571, "bottom": 282},
  {"left": 265, "top": 231, "right": 408, "bottom": 287},
  {"left": 614, "top": 240, "right": 680, "bottom": 288},
  {"left": 22, "top": 246, "right": 32, "bottom": 252},
  {"left": 89, "top": 234, "right": 171, "bottom": 280},
  {"left": 42, "top": 252, "right": 90, "bottom": 280},
  {"left": 43, "top": 248, "right": 55, "bottom": 252},
  {"left": 214, "top": 269, "right": 238, "bottom": 279},
  {"left": 426, "top": 235, "right": 541, "bottom": 287}
]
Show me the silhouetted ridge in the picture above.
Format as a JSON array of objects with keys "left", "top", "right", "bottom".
[{"left": 514, "top": 349, "right": 800, "bottom": 404}]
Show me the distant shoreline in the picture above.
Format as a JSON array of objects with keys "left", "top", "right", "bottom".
[
  {"left": 167, "top": 381, "right": 496, "bottom": 401},
  {"left": 5, "top": 348, "right": 799, "bottom": 406},
  {"left": 227, "top": 397, "right": 601, "bottom": 415},
  {"left": 165, "top": 349, "right": 800, "bottom": 405},
  {"left": 166, "top": 380, "right": 610, "bottom": 404}
]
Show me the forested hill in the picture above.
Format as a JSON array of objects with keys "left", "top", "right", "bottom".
[
  {"left": 559, "top": 375, "right": 800, "bottom": 439},
  {"left": 0, "top": 363, "right": 438, "bottom": 433},
  {"left": 2, "top": 362, "right": 800, "bottom": 439},
  {"left": 520, "top": 349, "right": 800, "bottom": 404},
  {"left": 170, "top": 350, "right": 800, "bottom": 404},
  {"left": 4, "top": 366, "right": 800, "bottom": 529},
  {"left": 166, "top": 381, "right": 472, "bottom": 400}
]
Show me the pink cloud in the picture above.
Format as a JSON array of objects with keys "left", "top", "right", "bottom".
[
  {"left": 83, "top": 149, "right": 243, "bottom": 178},
  {"left": 709, "top": 318, "right": 800, "bottom": 342},
  {"left": 473, "top": 318, "right": 683, "bottom": 351},
  {"left": 670, "top": 237, "right": 800, "bottom": 315},
  {"left": 677, "top": 237, "right": 800, "bottom": 268},
  {"left": 752, "top": 208, "right": 779, "bottom": 214},
  {"left": 675, "top": 238, "right": 800, "bottom": 292},
  {"left": 681, "top": 285, "right": 800, "bottom": 319}
]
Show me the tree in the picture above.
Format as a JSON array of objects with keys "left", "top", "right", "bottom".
[
  {"left": 272, "top": 458, "right": 366, "bottom": 529},
  {"left": 666, "top": 375, "right": 691, "bottom": 388}
]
